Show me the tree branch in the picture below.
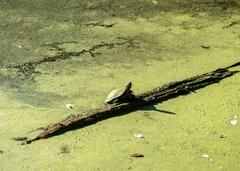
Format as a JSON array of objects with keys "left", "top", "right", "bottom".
[{"left": 21, "top": 62, "right": 240, "bottom": 144}]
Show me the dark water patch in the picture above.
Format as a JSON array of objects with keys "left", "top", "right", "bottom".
[
  {"left": 81, "top": 0, "right": 240, "bottom": 19},
  {"left": 1, "top": 0, "right": 239, "bottom": 22},
  {"left": 10, "top": 36, "right": 140, "bottom": 78},
  {"left": 0, "top": 71, "right": 66, "bottom": 107},
  {"left": 223, "top": 19, "right": 240, "bottom": 29},
  {"left": 178, "top": 0, "right": 240, "bottom": 13},
  {"left": 81, "top": 21, "right": 116, "bottom": 28}
]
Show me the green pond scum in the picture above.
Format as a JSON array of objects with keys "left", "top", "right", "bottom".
[{"left": 0, "top": 0, "right": 240, "bottom": 170}]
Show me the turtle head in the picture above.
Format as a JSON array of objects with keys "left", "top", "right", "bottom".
[{"left": 125, "top": 82, "right": 132, "bottom": 90}]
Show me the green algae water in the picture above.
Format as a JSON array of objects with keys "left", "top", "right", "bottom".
[{"left": 1, "top": 0, "right": 240, "bottom": 170}]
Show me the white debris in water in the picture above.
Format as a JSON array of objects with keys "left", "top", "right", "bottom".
[
  {"left": 230, "top": 119, "right": 238, "bottom": 126},
  {"left": 17, "top": 44, "right": 23, "bottom": 48},
  {"left": 152, "top": 0, "right": 158, "bottom": 4},
  {"left": 201, "top": 154, "right": 209, "bottom": 158},
  {"left": 65, "top": 104, "right": 74, "bottom": 109},
  {"left": 134, "top": 133, "right": 144, "bottom": 139}
]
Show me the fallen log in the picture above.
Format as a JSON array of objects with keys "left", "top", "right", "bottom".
[{"left": 22, "top": 62, "right": 240, "bottom": 144}]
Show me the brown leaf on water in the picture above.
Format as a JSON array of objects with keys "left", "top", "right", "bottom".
[{"left": 130, "top": 153, "right": 144, "bottom": 158}]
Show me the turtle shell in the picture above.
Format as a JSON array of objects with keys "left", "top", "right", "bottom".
[
  {"left": 104, "top": 82, "right": 132, "bottom": 104},
  {"left": 104, "top": 88, "right": 124, "bottom": 104}
]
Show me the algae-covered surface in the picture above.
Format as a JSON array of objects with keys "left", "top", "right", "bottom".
[{"left": 0, "top": 0, "right": 240, "bottom": 170}]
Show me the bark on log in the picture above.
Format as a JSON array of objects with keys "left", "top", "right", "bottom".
[{"left": 22, "top": 62, "right": 240, "bottom": 144}]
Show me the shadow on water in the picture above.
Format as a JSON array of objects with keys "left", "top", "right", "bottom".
[{"left": 140, "top": 105, "right": 176, "bottom": 115}]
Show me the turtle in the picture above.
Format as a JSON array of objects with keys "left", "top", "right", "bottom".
[{"left": 104, "top": 82, "right": 135, "bottom": 104}]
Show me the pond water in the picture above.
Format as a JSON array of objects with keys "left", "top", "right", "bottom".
[{"left": 0, "top": 0, "right": 240, "bottom": 170}]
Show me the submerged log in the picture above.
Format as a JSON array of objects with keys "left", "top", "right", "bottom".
[{"left": 22, "top": 62, "right": 240, "bottom": 144}]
